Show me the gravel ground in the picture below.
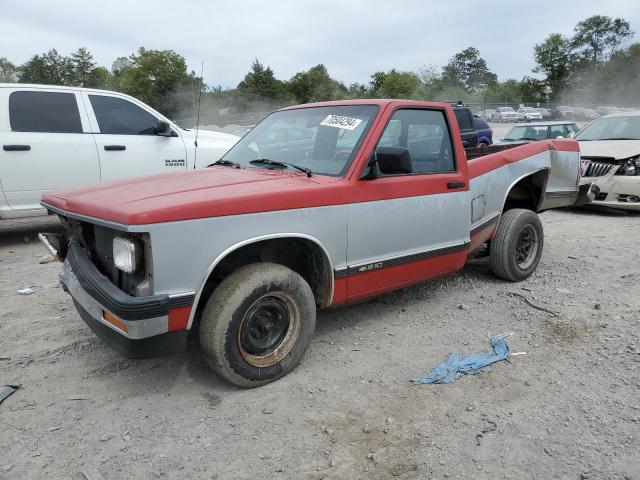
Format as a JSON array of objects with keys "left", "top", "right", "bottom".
[{"left": 1, "top": 208, "right": 639, "bottom": 480}]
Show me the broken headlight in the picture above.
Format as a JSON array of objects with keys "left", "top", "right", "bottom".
[{"left": 619, "top": 156, "right": 640, "bottom": 176}]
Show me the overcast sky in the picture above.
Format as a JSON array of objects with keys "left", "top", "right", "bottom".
[{"left": 1, "top": 0, "right": 639, "bottom": 88}]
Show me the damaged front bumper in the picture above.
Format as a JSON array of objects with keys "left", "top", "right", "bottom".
[{"left": 58, "top": 244, "right": 194, "bottom": 358}]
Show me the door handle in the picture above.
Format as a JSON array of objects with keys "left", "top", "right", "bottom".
[
  {"left": 3, "top": 145, "right": 31, "bottom": 151},
  {"left": 447, "top": 181, "right": 465, "bottom": 189},
  {"left": 104, "top": 145, "right": 126, "bottom": 151}
]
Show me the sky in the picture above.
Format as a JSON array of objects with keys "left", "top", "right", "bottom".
[{"left": 1, "top": 0, "right": 639, "bottom": 88}]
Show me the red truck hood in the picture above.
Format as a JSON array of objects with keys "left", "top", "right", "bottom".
[{"left": 42, "top": 167, "right": 343, "bottom": 225}]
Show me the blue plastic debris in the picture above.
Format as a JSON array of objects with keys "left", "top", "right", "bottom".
[{"left": 411, "top": 333, "right": 517, "bottom": 384}]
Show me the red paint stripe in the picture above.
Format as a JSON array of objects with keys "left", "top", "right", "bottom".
[{"left": 331, "top": 250, "right": 467, "bottom": 304}]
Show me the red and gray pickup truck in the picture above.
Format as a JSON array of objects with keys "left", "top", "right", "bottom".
[{"left": 40, "top": 100, "right": 593, "bottom": 387}]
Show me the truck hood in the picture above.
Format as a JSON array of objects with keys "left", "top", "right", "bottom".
[
  {"left": 42, "top": 167, "right": 341, "bottom": 225},
  {"left": 182, "top": 128, "right": 239, "bottom": 146},
  {"left": 578, "top": 140, "right": 640, "bottom": 160}
]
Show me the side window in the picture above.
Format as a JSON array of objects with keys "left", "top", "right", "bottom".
[
  {"left": 379, "top": 119, "right": 401, "bottom": 146},
  {"left": 377, "top": 109, "right": 455, "bottom": 174},
  {"left": 9, "top": 91, "right": 83, "bottom": 133},
  {"left": 89, "top": 95, "right": 159, "bottom": 135},
  {"left": 454, "top": 109, "right": 473, "bottom": 130}
]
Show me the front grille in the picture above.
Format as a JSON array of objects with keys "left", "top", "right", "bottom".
[
  {"left": 581, "top": 159, "right": 614, "bottom": 177},
  {"left": 62, "top": 217, "right": 147, "bottom": 295}
]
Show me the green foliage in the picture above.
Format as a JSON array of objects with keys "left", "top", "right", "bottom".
[
  {"left": 19, "top": 49, "right": 71, "bottom": 85},
  {"left": 111, "top": 48, "right": 193, "bottom": 116},
  {"left": 533, "top": 33, "right": 572, "bottom": 101},
  {"left": 442, "top": 47, "right": 497, "bottom": 93},
  {"left": 287, "top": 64, "right": 347, "bottom": 103},
  {"left": 571, "top": 15, "right": 633, "bottom": 63},
  {"left": 369, "top": 69, "right": 420, "bottom": 98},
  {"left": 236, "top": 60, "right": 284, "bottom": 107},
  {"left": 0, "top": 57, "right": 19, "bottom": 82}
]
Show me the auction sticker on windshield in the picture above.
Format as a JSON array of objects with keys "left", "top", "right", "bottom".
[{"left": 320, "top": 115, "right": 363, "bottom": 131}]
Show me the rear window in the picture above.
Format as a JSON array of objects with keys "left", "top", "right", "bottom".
[
  {"left": 9, "top": 91, "right": 83, "bottom": 133},
  {"left": 454, "top": 109, "right": 473, "bottom": 130}
]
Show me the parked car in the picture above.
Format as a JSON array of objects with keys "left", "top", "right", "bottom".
[
  {"left": 517, "top": 107, "right": 543, "bottom": 122},
  {"left": 557, "top": 106, "right": 575, "bottom": 119},
  {"left": 577, "top": 111, "right": 640, "bottom": 211},
  {"left": 596, "top": 106, "right": 619, "bottom": 116},
  {"left": 581, "top": 108, "right": 600, "bottom": 120},
  {"left": 473, "top": 116, "right": 493, "bottom": 145},
  {"left": 41, "top": 99, "right": 592, "bottom": 387},
  {"left": 0, "top": 84, "right": 239, "bottom": 219},
  {"left": 498, "top": 122, "right": 579, "bottom": 144},
  {"left": 231, "top": 125, "right": 254, "bottom": 137},
  {"left": 491, "top": 106, "right": 518, "bottom": 122},
  {"left": 482, "top": 109, "right": 496, "bottom": 120},
  {"left": 535, "top": 108, "right": 552, "bottom": 120}
]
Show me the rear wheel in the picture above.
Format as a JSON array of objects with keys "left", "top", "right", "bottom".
[
  {"left": 490, "top": 209, "right": 544, "bottom": 281},
  {"left": 199, "top": 263, "right": 316, "bottom": 388}
]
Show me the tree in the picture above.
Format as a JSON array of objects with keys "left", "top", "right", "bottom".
[
  {"left": 237, "top": 59, "right": 284, "bottom": 103},
  {"left": 112, "top": 48, "right": 192, "bottom": 116},
  {"left": 369, "top": 69, "right": 420, "bottom": 98},
  {"left": 571, "top": 15, "right": 633, "bottom": 63},
  {"left": 442, "top": 48, "right": 497, "bottom": 93},
  {"left": 533, "top": 33, "right": 573, "bottom": 101},
  {"left": 519, "top": 76, "right": 548, "bottom": 104},
  {"left": 287, "top": 64, "right": 347, "bottom": 103},
  {"left": 69, "top": 47, "right": 96, "bottom": 86},
  {"left": 19, "top": 49, "right": 71, "bottom": 85},
  {"left": 0, "top": 57, "right": 19, "bottom": 82}
]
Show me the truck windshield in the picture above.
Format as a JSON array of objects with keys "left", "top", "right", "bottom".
[{"left": 219, "top": 105, "right": 379, "bottom": 176}]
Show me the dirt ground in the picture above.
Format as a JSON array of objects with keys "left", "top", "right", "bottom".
[{"left": 1, "top": 208, "right": 639, "bottom": 480}]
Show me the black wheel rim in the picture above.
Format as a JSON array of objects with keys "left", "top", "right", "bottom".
[
  {"left": 515, "top": 224, "right": 539, "bottom": 270},
  {"left": 240, "top": 296, "right": 291, "bottom": 356}
]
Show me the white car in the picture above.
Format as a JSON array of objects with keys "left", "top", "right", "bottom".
[
  {"left": 517, "top": 107, "right": 543, "bottom": 122},
  {"left": 0, "top": 84, "right": 239, "bottom": 219},
  {"left": 577, "top": 111, "right": 640, "bottom": 211},
  {"left": 491, "top": 107, "right": 518, "bottom": 123}
]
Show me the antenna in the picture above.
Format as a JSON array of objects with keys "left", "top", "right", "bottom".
[{"left": 193, "top": 60, "right": 204, "bottom": 168}]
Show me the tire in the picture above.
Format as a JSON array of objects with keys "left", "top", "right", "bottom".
[
  {"left": 490, "top": 209, "right": 544, "bottom": 282},
  {"left": 199, "top": 263, "right": 316, "bottom": 388}
]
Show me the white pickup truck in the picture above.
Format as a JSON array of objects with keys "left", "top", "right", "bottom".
[{"left": 0, "top": 83, "right": 239, "bottom": 219}]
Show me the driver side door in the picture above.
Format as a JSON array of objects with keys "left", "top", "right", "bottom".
[
  {"left": 83, "top": 92, "right": 187, "bottom": 182},
  {"left": 345, "top": 107, "right": 470, "bottom": 300}
]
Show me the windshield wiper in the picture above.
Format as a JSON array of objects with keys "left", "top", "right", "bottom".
[
  {"left": 211, "top": 159, "right": 241, "bottom": 168},
  {"left": 249, "top": 158, "right": 313, "bottom": 177}
]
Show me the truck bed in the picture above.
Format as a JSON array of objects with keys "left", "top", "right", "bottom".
[{"left": 465, "top": 142, "right": 528, "bottom": 160}]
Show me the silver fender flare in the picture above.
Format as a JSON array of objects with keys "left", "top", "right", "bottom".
[{"left": 186, "top": 233, "right": 335, "bottom": 329}]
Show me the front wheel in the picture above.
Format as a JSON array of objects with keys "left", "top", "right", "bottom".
[
  {"left": 490, "top": 209, "right": 544, "bottom": 281},
  {"left": 199, "top": 263, "right": 316, "bottom": 388}
]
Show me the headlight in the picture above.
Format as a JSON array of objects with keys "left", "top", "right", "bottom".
[
  {"left": 622, "top": 156, "right": 640, "bottom": 176},
  {"left": 113, "top": 237, "right": 139, "bottom": 273}
]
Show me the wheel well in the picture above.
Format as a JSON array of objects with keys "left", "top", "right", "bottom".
[
  {"left": 503, "top": 170, "right": 548, "bottom": 212},
  {"left": 193, "top": 237, "right": 332, "bottom": 324}
]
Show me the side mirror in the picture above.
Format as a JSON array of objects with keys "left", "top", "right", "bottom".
[
  {"left": 376, "top": 147, "right": 413, "bottom": 174},
  {"left": 156, "top": 120, "right": 172, "bottom": 137}
]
